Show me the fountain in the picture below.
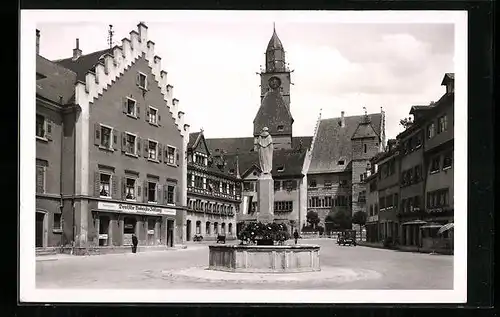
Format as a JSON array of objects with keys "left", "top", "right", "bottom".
[{"left": 208, "top": 128, "right": 321, "bottom": 273}]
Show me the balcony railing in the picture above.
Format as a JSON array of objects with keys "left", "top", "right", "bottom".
[{"left": 187, "top": 186, "right": 241, "bottom": 201}]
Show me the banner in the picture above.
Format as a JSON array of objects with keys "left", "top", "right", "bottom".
[{"left": 97, "top": 201, "right": 176, "bottom": 216}]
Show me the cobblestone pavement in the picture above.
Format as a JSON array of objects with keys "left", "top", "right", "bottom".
[{"left": 36, "top": 239, "right": 453, "bottom": 289}]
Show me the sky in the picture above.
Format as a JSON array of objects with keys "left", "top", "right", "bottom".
[{"left": 37, "top": 19, "right": 455, "bottom": 141}]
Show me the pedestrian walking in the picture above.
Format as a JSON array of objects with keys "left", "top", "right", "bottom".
[
  {"left": 293, "top": 229, "right": 299, "bottom": 245},
  {"left": 131, "top": 234, "right": 138, "bottom": 253}
]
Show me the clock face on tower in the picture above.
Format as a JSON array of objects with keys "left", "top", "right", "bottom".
[{"left": 268, "top": 76, "right": 282, "bottom": 90}]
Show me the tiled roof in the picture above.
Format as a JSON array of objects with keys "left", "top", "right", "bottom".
[
  {"left": 204, "top": 136, "right": 313, "bottom": 155},
  {"left": 224, "top": 148, "right": 307, "bottom": 179},
  {"left": 36, "top": 55, "right": 77, "bottom": 105},
  {"left": 351, "top": 118, "right": 379, "bottom": 140},
  {"left": 55, "top": 48, "right": 114, "bottom": 82},
  {"left": 308, "top": 113, "right": 383, "bottom": 174},
  {"left": 253, "top": 89, "right": 293, "bottom": 136},
  {"left": 188, "top": 132, "right": 202, "bottom": 149}
]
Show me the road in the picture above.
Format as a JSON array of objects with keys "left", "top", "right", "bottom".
[{"left": 36, "top": 239, "right": 453, "bottom": 290}]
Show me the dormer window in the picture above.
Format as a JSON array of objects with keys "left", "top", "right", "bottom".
[
  {"left": 277, "top": 125, "right": 284, "bottom": 132},
  {"left": 277, "top": 166, "right": 285, "bottom": 172},
  {"left": 338, "top": 160, "right": 345, "bottom": 165}
]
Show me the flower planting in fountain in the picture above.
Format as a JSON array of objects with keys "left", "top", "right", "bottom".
[{"left": 237, "top": 222, "right": 290, "bottom": 245}]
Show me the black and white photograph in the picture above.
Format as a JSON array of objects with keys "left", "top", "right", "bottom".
[{"left": 20, "top": 10, "right": 467, "bottom": 303}]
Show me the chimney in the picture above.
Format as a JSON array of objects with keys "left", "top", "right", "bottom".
[
  {"left": 340, "top": 111, "right": 345, "bottom": 127},
  {"left": 72, "top": 38, "right": 82, "bottom": 60},
  {"left": 36, "top": 29, "right": 40, "bottom": 55}
]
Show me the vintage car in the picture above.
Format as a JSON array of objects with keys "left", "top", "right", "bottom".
[
  {"left": 216, "top": 234, "right": 226, "bottom": 244},
  {"left": 193, "top": 234, "right": 203, "bottom": 242},
  {"left": 337, "top": 230, "right": 357, "bottom": 246}
]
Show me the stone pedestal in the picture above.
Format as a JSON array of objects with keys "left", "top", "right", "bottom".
[{"left": 257, "top": 174, "right": 274, "bottom": 223}]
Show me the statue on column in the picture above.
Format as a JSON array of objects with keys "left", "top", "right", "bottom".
[{"left": 257, "top": 127, "right": 273, "bottom": 174}]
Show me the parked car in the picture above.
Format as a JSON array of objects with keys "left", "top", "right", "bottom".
[{"left": 337, "top": 230, "right": 357, "bottom": 246}]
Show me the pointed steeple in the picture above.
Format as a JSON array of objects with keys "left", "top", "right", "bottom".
[{"left": 265, "top": 24, "right": 286, "bottom": 72}]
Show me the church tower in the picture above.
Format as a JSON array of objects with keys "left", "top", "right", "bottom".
[
  {"left": 254, "top": 25, "right": 294, "bottom": 150},
  {"left": 259, "top": 24, "right": 292, "bottom": 109}
]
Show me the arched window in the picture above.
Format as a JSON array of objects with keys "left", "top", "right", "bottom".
[
  {"left": 205, "top": 221, "right": 211, "bottom": 235},
  {"left": 228, "top": 223, "right": 233, "bottom": 235}
]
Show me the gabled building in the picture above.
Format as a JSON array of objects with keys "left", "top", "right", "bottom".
[
  {"left": 307, "top": 109, "right": 386, "bottom": 231},
  {"left": 185, "top": 130, "right": 241, "bottom": 241},
  {"left": 35, "top": 23, "right": 190, "bottom": 250},
  {"left": 200, "top": 27, "right": 313, "bottom": 234}
]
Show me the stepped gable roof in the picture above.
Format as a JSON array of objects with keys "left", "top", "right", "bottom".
[
  {"left": 223, "top": 148, "right": 307, "bottom": 179},
  {"left": 55, "top": 48, "right": 114, "bottom": 82},
  {"left": 253, "top": 89, "right": 293, "bottom": 136},
  {"left": 309, "top": 113, "right": 383, "bottom": 174},
  {"left": 204, "top": 136, "right": 313, "bottom": 155},
  {"left": 36, "top": 55, "right": 77, "bottom": 105},
  {"left": 351, "top": 117, "right": 379, "bottom": 140}
]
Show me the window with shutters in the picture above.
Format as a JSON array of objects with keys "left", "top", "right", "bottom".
[
  {"left": 148, "top": 106, "right": 159, "bottom": 125},
  {"left": 99, "top": 125, "right": 113, "bottom": 149},
  {"left": 166, "top": 185, "right": 175, "bottom": 205},
  {"left": 125, "top": 132, "right": 137, "bottom": 155},
  {"left": 35, "top": 163, "right": 46, "bottom": 193},
  {"left": 137, "top": 72, "right": 147, "bottom": 89},
  {"left": 125, "top": 178, "right": 136, "bottom": 200},
  {"left": 100, "top": 173, "right": 111, "bottom": 198},
  {"left": 147, "top": 181, "right": 157, "bottom": 202},
  {"left": 148, "top": 140, "right": 158, "bottom": 160},
  {"left": 166, "top": 146, "right": 176, "bottom": 165},
  {"left": 126, "top": 98, "right": 137, "bottom": 117}
]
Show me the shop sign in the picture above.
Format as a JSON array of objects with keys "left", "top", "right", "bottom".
[
  {"left": 97, "top": 201, "right": 176, "bottom": 216},
  {"left": 99, "top": 234, "right": 108, "bottom": 240}
]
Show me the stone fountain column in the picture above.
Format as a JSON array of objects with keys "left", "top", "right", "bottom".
[{"left": 257, "top": 173, "right": 274, "bottom": 223}]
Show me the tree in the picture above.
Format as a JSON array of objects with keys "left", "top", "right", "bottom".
[
  {"left": 329, "top": 209, "right": 352, "bottom": 231},
  {"left": 306, "top": 210, "right": 320, "bottom": 229},
  {"left": 399, "top": 117, "right": 413, "bottom": 130},
  {"left": 352, "top": 211, "right": 367, "bottom": 241}
]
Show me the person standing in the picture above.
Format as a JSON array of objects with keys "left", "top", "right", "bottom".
[
  {"left": 131, "top": 234, "right": 138, "bottom": 253},
  {"left": 293, "top": 229, "right": 299, "bottom": 245}
]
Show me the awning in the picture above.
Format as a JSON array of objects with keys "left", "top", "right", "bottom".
[
  {"left": 420, "top": 223, "right": 443, "bottom": 229},
  {"left": 402, "top": 220, "right": 427, "bottom": 226},
  {"left": 438, "top": 222, "right": 454, "bottom": 234}
]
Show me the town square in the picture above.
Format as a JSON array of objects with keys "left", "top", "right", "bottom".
[{"left": 26, "top": 11, "right": 462, "bottom": 298}]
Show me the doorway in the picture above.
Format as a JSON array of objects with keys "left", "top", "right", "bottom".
[
  {"left": 123, "top": 217, "right": 137, "bottom": 246},
  {"left": 98, "top": 216, "right": 110, "bottom": 246},
  {"left": 186, "top": 219, "right": 191, "bottom": 241},
  {"left": 35, "top": 211, "right": 45, "bottom": 247},
  {"left": 147, "top": 219, "right": 156, "bottom": 245},
  {"left": 167, "top": 219, "right": 174, "bottom": 247}
]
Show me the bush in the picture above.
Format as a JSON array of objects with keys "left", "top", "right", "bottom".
[{"left": 237, "top": 222, "right": 290, "bottom": 244}]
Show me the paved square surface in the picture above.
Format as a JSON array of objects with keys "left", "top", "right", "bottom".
[{"left": 36, "top": 239, "right": 453, "bottom": 289}]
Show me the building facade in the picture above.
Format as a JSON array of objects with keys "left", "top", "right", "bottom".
[
  {"left": 35, "top": 23, "right": 190, "bottom": 249},
  {"left": 307, "top": 110, "right": 385, "bottom": 230},
  {"left": 185, "top": 131, "right": 241, "bottom": 241}
]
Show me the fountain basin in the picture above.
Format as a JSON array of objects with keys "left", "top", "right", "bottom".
[{"left": 208, "top": 244, "right": 321, "bottom": 273}]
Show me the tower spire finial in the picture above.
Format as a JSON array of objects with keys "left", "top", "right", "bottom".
[{"left": 273, "top": 22, "right": 276, "bottom": 31}]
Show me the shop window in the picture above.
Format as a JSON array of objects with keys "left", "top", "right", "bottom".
[
  {"left": 166, "top": 146, "right": 176, "bottom": 165},
  {"left": 100, "top": 173, "right": 111, "bottom": 198},
  {"left": 148, "top": 140, "right": 158, "bottom": 160},
  {"left": 148, "top": 182, "right": 157, "bottom": 202},
  {"left": 125, "top": 178, "right": 136, "bottom": 200},
  {"left": 443, "top": 151, "right": 453, "bottom": 169},
  {"left": 53, "top": 213, "right": 62, "bottom": 230},
  {"left": 166, "top": 185, "right": 175, "bottom": 204},
  {"left": 124, "top": 217, "right": 136, "bottom": 235},
  {"left": 430, "top": 156, "right": 441, "bottom": 173},
  {"left": 438, "top": 115, "right": 448, "bottom": 134}
]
